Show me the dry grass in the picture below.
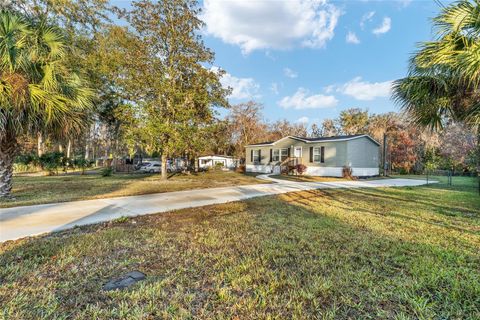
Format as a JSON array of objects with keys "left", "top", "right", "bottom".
[
  {"left": 1, "top": 182, "right": 479, "bottom": 319},
  {"left": 0, "top": 170, "right": 265, "bottom": 208}
]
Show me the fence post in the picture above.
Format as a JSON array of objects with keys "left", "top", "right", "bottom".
[{"left": 426, "top": 170, "right": 429, "bottom": 185}]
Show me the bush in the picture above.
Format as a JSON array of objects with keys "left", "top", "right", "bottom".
[
  {"left": 295, "top": 164, "right": 307, "bottom": 175},
  {"left": 342, "top": 166, "right": 355, "bottom": 179},
  {"left": 39, "top": 152, "right": 64, "bottom": 175},
  {"left": 73, "top": 158, "right": 92, "bottom": 175},
  {"left": 236, "top": 164, "right": 246, "bottom": 173},
  {"left": 214, "top": 162, "right": 224, "bottom": 170},
  {"left": 101, "top": 166, "right": 114, "bottom": 177}
]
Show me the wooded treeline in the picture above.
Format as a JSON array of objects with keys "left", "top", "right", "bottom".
[{"left": 2, "top": 0, "right": 480, "bottom": 199}]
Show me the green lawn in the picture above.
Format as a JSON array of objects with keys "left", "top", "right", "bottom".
[
  {"left": 0, "top": 171, "right": 265, "bottom": 208},
  {"left": 1, "top": 182, "right": 478, "bottom": 319}
]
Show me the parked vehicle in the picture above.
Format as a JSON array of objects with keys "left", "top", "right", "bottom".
[
  {"left": 134, "top": 161, "right": 149, "bottom": 170},
  {"left": 137, "top": 161, "right": 161, "bottom": 173}
]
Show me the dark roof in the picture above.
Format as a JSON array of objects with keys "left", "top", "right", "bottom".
[
  {"left": 292, "top": 134, "right": 366, "bottom": 142},
  {"left": 246, "top": 134, "right": 379, "bottom": 146},
  {"left": 247, "top": 141, "right": 275, "bottom": 146}
]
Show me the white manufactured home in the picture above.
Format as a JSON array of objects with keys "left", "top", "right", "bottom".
[
  {"left": 245, "top": 134, "right": 380, "bottom": 177},
  {"left": 198, "top": 155, "right": 238, "bottom": 170}
]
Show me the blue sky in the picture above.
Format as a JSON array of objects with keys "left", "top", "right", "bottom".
[
  {"left": 199, "top": 0, "right": 446, "bottom": 125},
  {"left": 114, "top": 0, "right": 447, "bottom": 125}
]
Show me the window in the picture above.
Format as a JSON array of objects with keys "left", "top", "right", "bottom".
[
  {"left": 280, "top": 148, "right": 288, "bottom": 161},
  {"left": 253, "top": 150, "right": 260, "bottom": 163},
  {"left": 313, "top": 147, "right": 325, "bottom": 163},
  {"left": 272, "top": 149, "right": 280, "bottom": 162}
]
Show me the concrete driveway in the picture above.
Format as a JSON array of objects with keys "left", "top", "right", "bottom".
[{"left": 0, "top": 175, "right": 430, "bottom": 242}]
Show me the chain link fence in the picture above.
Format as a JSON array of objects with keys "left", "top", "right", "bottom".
[{"left": 393, "top": 169, "right": 479, "bottom": 195}]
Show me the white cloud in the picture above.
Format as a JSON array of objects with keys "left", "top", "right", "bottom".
[
  {"left": 284, "top": 67, "right": 298, "bottom": 79},
  {"left": 398, "top": 0, "right": 412, "bottom": 8},
  {"left": 270, "top": 82, "right": 279, "bottom": 95},
  {"left": 324, "top": 84, "right": 335, "bottom": 94},
  {"left": 346, "top": 31, "right": 360, "bottom": 44},
  {"left": 338, "top": 77, "right": 392, "bottom": 100},
  {"left": 202, "top": 0, "right": 342, "bottom": 54},
  {"left": 360, "top": 11, "right": 375, "bottom": 29},
  {"left": 296, "top": 116, "right": 310, "bottom": 124},
  {"left": 372, "top": 17, "right": 391, "bottom": 35},
  {"left": 212, "top": 67, "right": 260, "bottom": 100},
  {"left": 278, "top": 88, "right": 338, "bottom": 109}
]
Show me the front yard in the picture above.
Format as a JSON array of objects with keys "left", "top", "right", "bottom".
[
  {"left": 1, "top": 182, "right": 478, "bottom": 319},
  {"left": 0, "top": 171, "right": 265, "bottom": 208}
]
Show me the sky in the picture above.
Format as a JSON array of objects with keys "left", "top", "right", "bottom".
[{"left": 114, "top": 0, "right": 447, "bottom": 126}]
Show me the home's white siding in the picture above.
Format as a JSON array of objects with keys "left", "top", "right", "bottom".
[
  {"left": 246, "top": 165, "right": 378, "bottom": 177},
  {"left": 351, "top": 167, "right": 379, "bottom": 176},
  {"left": 246, "top": 164, "right": 273, "bottom": 173},
  {"left": 305, "top": 166, "right": 343, "bottom": 177},
  {"left": 198, "top": 156, "right": 237, "bottom": 169}
]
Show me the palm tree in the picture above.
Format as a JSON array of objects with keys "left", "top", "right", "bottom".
[
  {"left": 0, "top": 11, "right": 92, "bottom": 198},
  {"left": 392, "top": 0, "right": 480, "bottom": 178},
  {"left": 393, "top": 0, "right": 480, "bottom": 128}
]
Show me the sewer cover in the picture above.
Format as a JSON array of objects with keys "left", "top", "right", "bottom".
[{"left": 102, "top": 271, "right": 146, "bottom": 291}]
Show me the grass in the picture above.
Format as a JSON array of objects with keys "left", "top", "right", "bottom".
[
  {"left": 1, "top": 182, "right": 479, "bottom": 319},
  {"left": 0, "top": 170, "right": 265, "bottom": 208},
  {"left": 393, "top": 174, "right": 479, "bottom": 193}
]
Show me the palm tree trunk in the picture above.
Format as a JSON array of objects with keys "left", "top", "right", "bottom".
[
  {"left": 66, "top": 139, "right": 72, "bottom": 158},
  {"left": 0, "top": 134, "right": 17, "bottom": 199},
  {"left": 37, "top": 132, "right": 44, "bottom": 157},
  {"left": 477, "top": 127, "right": 480, "bottom": 195}
]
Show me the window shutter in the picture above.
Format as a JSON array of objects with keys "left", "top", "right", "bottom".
[
  {"left": 309, "top": 147, "right": 313, "bottom": 162},
  {"left": 287, "top": 148, "right": 291, "bottom": 158},
  {"left": 258, "top": 150, "right": 262, "bottom": 163},
  {"left": 270, "top": 149, "right": 272, "bottom": 162},
  {"left": 250, "top": 150, "right": 253, "bottom": 162},
  {"left": 321, "top": 146, "right": 325, "bottom": 163}
]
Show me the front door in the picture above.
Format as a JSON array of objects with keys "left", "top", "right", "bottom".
[{"left": 294, "top": 147, "right": 302, "bottom": 158}]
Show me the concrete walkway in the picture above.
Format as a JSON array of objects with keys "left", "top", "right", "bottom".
[{"left": 0, "top": 176, "right": 430, "bottom": 242}]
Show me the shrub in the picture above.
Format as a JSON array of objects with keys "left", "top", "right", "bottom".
[
  {"left": 236, "top": 164, "right": 246, "bottom": 173},
  {"left": 39, "top": 152, "right": 64, "bottom": 175},
  {"left": 13, "top": 163, "right": 31, "bottom": 173},
  {"left": 342, "top": 166, "right": 355, "bottom": 179},
  {"left": 73, "top": 158, "right": 91, "bottom": 175},
  {"left": 295, "top": 164, "right": 307, "bottom": 175},
  {"left": 100, "top": 166, "right": 114, "bottom": 177}
]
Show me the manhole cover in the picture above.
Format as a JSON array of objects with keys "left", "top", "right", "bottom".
[{"left": 102, "top": 271, "right": 146, "bottom": 291}]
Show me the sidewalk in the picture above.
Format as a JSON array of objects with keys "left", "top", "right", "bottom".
[{"left": 0, "top": 176, "right": 430, "bottom": 242}]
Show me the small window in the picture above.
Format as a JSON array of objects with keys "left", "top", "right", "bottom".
[
  {"left": 313, "top": 147, "right": 325, "bottom": 163},
  {"left": 253, "top": 150, "right": 260, "bottom": 163},
  {"left": 272, "top": 149, "right": 280, "bottom": 161},
  {"left": 280, "top": 148, "right": 288, "bottom": 161}
]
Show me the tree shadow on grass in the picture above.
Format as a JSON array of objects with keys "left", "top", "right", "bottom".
[{"left": 1, "top": 189, "right": 479, "bottom": 318}]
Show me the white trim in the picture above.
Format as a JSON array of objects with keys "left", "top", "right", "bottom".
[
  {"left": 247, "top": 165, "right": 379, "bottom": 177},
  {"left": 245, "top": 134, "right": 380, "bottom": 147},
  {"left": 305, "top": 167, "right": 343, "bottom": 177},
  {"left": 351, "top": 167, "right": 379, "bottom": 176},
  {"left": 246, "top": 164, "right": 273, "bottom": 174}
]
